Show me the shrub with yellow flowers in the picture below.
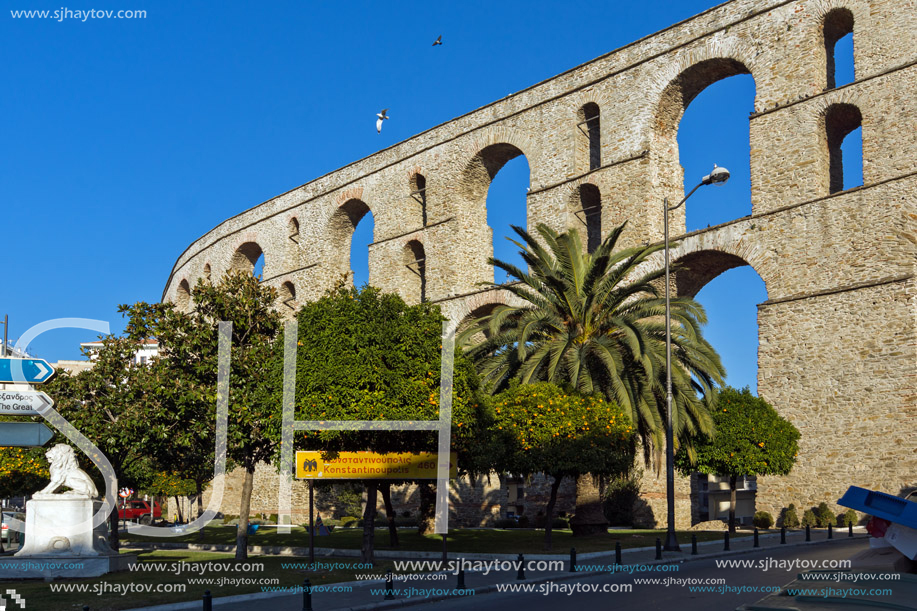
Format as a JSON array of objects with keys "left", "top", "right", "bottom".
[{"left": 0, "top": 447, "right": 49, "bottom": 498}]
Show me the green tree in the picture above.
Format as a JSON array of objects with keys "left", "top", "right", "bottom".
[
  {"left": 459, "top": 223, "right": 724, "bottom": 531},
  {"left": 122, "top": 297, "right": 232, "bottom": 537},
  {"left": 141, "top": 470, "right": 197, "bottom": 523},
  {"left": 675, "top": 387, "right": 800, "bottom": 533},
  {"left": 276, "top": 283, "right": 492, "bottom": 563},
  {"left": 491, "top": 382, "right": 635, "bottom": 548},
  {"left": 124, "top": 271, "right": 282, "bottom": 560},
  {"left": 45, "top": 338, "right": 158, "bottom": 549}
]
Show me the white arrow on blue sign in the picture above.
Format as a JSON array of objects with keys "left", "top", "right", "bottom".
[
  {"left": 0, "top": 422, "right": 54, "bottom": 447},
  {"left": 0, "top": 390, "right": 54, "bottom": 415},
  {"left": 0, "top": 357, "right": 55, "bottom": 384}
]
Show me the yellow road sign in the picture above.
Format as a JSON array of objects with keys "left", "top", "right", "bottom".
[{"left": 295, "top": 451, "right": 457, "bottom": 480}]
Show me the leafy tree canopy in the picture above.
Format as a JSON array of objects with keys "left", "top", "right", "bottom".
[
  {"left": 278, "top": 283, "right": 493, "bottom": 470},
  {"left": 492, "top": 381, "right": 635, "bottom": 479},
  {"left": 125, "top": 270, "right": 282, "bottom": 475},
  {"left": 675, "top": 386, "right": 800, "bottom": 478}
]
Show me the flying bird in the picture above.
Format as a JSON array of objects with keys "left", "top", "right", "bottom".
[
  {"left": 376, "top": 109, "right": 389, "bottom": 133},
  {"left": 432, "top": 35, "right": 442, "bottom": 46}
]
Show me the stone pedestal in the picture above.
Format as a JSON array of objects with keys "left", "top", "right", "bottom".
[
  {"left": 0, "top": 497, "right": 136, "bottom": 579},
  {"left": 16, "top": 497, "right": 114, "bottom": 557}
]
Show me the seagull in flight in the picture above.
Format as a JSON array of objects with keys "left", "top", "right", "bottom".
[
  {"left": 376, "top": 109, "right": 389, "bottom": 133},
  {"left": 432, "top": 35, "right": 442, "bottom": 46}
]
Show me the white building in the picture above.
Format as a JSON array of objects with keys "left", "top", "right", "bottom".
[{"left": 52, "top": 339, "right": 160, "bottom": 374}]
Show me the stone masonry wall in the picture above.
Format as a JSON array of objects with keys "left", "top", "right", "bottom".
[
  {"left": 197, "top": 464, "right": 577, "bottom": 528},
  {"left": 163, "top": 0, "right": 917, "bottom": 528}
]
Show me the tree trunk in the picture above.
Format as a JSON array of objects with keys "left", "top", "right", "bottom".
[
  {"left": 570, "top": 474, "right": 608, "bottom": 536},
  {"left": 235, "top": 466, "right": 255, "bottom": 560},
  {"left": 418, "top": 482, "right": 436, "bottom": 535},
  {"left": 174, "top": 496, "right": 184, "bottom": 523},
  {"left": 544, "top": 475, "right": 563, "bottom": 551},
  {"left": 728, "top": 475, "right": 737, "bottom": 534},
  {"left": 109, "top": 504, "right": 120, "bottom": 551},
  {"left": 196, "top": 480, "right": 204, "bottom": 518},
  {"left": 361, "top": 482, "right": 378, "bottom": 564},
  {"left": 379, "top": 483, "right": 399, "bottom": 548}
]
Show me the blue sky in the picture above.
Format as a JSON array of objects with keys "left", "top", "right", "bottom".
[{"left": 2, "top": 0, "right": 857, "bottom": 393}]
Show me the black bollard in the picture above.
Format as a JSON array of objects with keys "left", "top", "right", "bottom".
[
  {"left": 828, "top": 523, "right": 833, "bottom": 539},
  {"left": 691, "top": 534, "right": 698, "bottom": 555},
  {"left": 724, "top": 532, "right": 730, "bottom": 551},
  {"left": 385, "top": 569, "right": 395, "bottom": 600},
  {"left": 615, "top": 542, "right": 622, "bottom": 565},
  {"left": 517, "top": 554, "right": 526, "bottom": 580},
  {"left": 849, "top": 522, "right": 854, "bottom": 538},
  {"left": 203, "top": 590, "right": 212, "bottom": 611},
  {"left": 570, "top": 547, "right": 577, "bottom": 573},
  {"left": 781, "top": 527, "right": 786, "bottom": 544},
  {"left": 805, "top": 525, "right": 811, "bottom": 542},
  {"left": 457, "top": 566, "right": 466, "bottom": 589},
  {"left": 754, "top": 528, "right": 760, "bottom": 548},
  {"left": 655, "top": 537, "right": 662, "bottom": 560},
  {"left": 303, "top": 578, "right": 313, "bottom": 611}
]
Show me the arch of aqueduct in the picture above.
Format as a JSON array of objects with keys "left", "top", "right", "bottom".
[{"left": 164, "top": 0, "right": 916, "bottom": 525}]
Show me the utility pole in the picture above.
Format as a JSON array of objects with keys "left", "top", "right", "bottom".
[{"left": 1, "top": 314, "right": 7, "bottom": 390}]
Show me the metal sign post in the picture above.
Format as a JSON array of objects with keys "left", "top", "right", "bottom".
[{"left": 309, "top": 480, "right": 315, "bottom": 565}]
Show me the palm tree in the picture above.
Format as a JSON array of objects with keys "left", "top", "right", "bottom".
[{"left": 459, "top": 222, "right": 725, "bottom": 467}]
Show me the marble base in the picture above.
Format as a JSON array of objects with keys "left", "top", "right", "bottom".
[
  {"left": 16, "top": 497, "right": 115, "bottom": 557},
  {"left": 0, "top": 553, "right": 137, "bottom": 580}
]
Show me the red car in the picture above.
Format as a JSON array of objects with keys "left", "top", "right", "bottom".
[{"left": 118, "top": 500, "right": 162, "bottom": 525}]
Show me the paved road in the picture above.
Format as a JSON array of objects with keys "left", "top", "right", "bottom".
[{"left": 413, "top": 538, "right": 873, "bottom": 611}]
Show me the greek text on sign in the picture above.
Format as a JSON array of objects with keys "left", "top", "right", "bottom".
[
  {"left": 295, "top": 451, "right": 457, "bottom": 480},
  {"left": 0, "top": 390, "right": 54, "bottom": 415}
]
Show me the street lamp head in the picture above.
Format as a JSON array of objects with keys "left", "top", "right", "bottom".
[{"left": 703, "top": 164, "right": 730, "bottom": 186}]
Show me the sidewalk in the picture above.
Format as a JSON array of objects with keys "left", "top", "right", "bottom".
[{"left": 135, "top": 527, "right": 869, "bottom": 611}]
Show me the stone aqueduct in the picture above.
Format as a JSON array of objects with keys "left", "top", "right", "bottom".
[{"left": 164, "top": 0, "right": 916, "bottom": 524}]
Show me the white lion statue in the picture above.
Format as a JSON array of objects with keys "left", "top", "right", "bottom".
[{"left": 34, "top": 444, "right": 99, "bottom": 499}]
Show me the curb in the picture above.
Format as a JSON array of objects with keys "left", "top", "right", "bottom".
[
  {"left": 124, "top": 527, "right": 865, "bottom": 561},
  {"left": 132, "top": 532, "right": 869, "bottom": 610}
]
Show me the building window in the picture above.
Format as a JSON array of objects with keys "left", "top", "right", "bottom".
[
  {"left": 824, "top": 8, "right": 854, "bottom": 89},
  {"left": 824, "top": 103, "right": 863, "bottom": 193},
  {"left": 575, "top": 183, "right": 602, "bottom": 253},
  {"left": 576, "top": 103, "right": 601, "bottom": 172},
  {"left": 410, "top": 173, "right": 427, "bottom": 227}
]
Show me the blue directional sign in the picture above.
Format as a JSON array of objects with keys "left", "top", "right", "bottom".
[
  {"left": 0, "top": 422, "right": 54, "bottom": 447},
  {"left": 0, "top": 357, "right": 55, "bottom": 384}
]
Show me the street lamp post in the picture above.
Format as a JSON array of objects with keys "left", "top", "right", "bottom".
[{"left": 663, "top": 165, "right": 729, "bottom": 552}]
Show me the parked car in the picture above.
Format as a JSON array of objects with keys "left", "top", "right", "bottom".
[
  {"left": 1, "top": 511, "right": 25, "bottom": 542},
  {"left": 1, "top": 512, "right": 10, "bottom": 542},
  {"left": 118, "top": 500, "right": 162, "bottom": 525}
]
